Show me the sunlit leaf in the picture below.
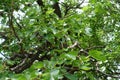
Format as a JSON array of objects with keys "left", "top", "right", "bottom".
[{"left": 89, "top": 50, "right": 106, "bottom": 61}]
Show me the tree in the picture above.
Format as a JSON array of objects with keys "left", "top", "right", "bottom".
[{"left": 0, "top": 0, "right": 120, "bottom": 80}]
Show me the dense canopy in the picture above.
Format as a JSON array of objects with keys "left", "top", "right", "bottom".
[{"left": 0, "top": 0, "right": 120, "bottom": 80}]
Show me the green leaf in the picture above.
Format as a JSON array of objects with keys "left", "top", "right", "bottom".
[
  {"left": 53, "top": 0, "right": 59, "bottom": 2},
  {"left": 86, "top": 72, "right": 96, "bottom": 80},
  {"left": 50, "top": 69, "right": 60, "bottom": 79},
  {"left": 32, "top": 62, "right": 44, "bottom": 69},
  {"left": 80, "top": 66, "right": 91, "bottom": 71},
  {"left": 65, "top": 73, "right": 78, "bottom": 80},
  {"left": 46, "top": 8, "right": 54, "bottom": 15},
  {"left": 6, "top": 60, "right": 15, "bottom": 66},
  {"left": 15, "top": 74, "right": 27, "bottom": 80},
  {"left": 65, "top": 51, "right": 78, "bottom": 60},
  {"left": 89, "top": 50, "right": 106, "bottom": 61}
]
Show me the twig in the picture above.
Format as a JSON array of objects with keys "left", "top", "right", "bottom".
[
  {"left": 79, "top": 48, "right": 88, "bottom": 55},
  {"left": 14, "top": 18, "right": 22, "bottom": 29},
  {"left": 96, "top": 69, "right": 120, "bottom": 78},
  {"left": 0, "top": 52, "right": 9, "bottom": 59},
  {"left": 9, "top": 1, "right": 20, "bottom": 41},
  {"left": 85, "top": 45, "right": 105, "bottom": 51},
  {"left": 75, "top": 0, "right": 85, "bottom": 8},
  {"left": 0, "top": 32, "right": 8, "bottom": 39},
  {"left": 63, "top": 0, "right": 85, "bottom": 16},
  {"left": 68, "top": 41, "right": 78, "bottom": 49}
]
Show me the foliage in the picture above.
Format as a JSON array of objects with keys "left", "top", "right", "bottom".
[{"left": 0, "top": 0, "right": 120, "bottom": 80}]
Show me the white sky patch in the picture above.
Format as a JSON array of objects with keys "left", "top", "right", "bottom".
[
  {"left": 0, "top": 39, "right": 5, "bottom": 44},
  {"left": 20, "top": 4, "right": 25, "bottom": 9},
  {"left": 59, "top": 0, "right": 64, "bottom": 3},
  {"left": 13, "top": 10, "right": 25, "bottom": 20},
  {"left": 0, "top": 51, "right": 5, "bottom": 59},
  {"left": 0, "top": 17, "right": 3, "bottom": 28},
  {"left": 76, "top": 9, "right": 83, "bottom": 13},
  {"left": 85, "top": 27, "right": 92, "bottom": 36}
]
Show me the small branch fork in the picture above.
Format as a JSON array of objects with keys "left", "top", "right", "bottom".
[
  {"left": 60, "top": 64, "right": 120, "bottom": 79},
  {"left": 95, "top": 69, "right": 120, "bottom": 78},
  {"left": 9, "top": 13, "right": 20, "bottom": 41},
  {"left": 8, "top": 0, "right": 23, "bottom": 52},
  {"left": 36, "top": 0, "right": 84, "bottom": 18},
  {"left": 9, "top": 46, "right": 51, "bottom": 73},
  {"left": 9, "top": 0, "right": 20, "bottom": 41},
  {"left": 68, "top": 41, "right": 105, "bottom": 54},
  {"left": 67, "top": 41, "right": 120, "bottom": 78},
  {"left": 37, "top": 0, "right": 61, "bottom": 18},
  {"left": 62, "top": 0, "right": 85, "bottom": 16}
]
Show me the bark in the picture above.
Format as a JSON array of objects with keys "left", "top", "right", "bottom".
[{"left": 37, "top": 0, "right": 61, "bottom": 18}]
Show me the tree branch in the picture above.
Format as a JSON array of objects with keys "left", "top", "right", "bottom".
[
  {"left": 53, "top": 2, "right": 62, "bottom": 18},
  {"left": 0, "top": 32, "right": 8, "bottom": 39},
  {"left": 37, "top": 0, "right": 61, "bottom": 18},
  {"left": 14, "top": 17, "right": 23, "bottom": 29},
  {"left": 63, "top": 0, "right": 85, "bottom": 16},
  {"left": 96, "top": 69, "right": 120, "bottom": 78},
  {"left": 8, "top": 0, "right": 23, "bottom": 52},
  {"left": 62, "top": 64, "right": 120, "bottom": 79},
  {"left": 0, "top": 52, "right": 9, "bottom": 59},
  {"left": 85, "top": 45, "right": 106, "bottom": 51},
  {"left": 10, "top": 52, "right": 40, "bottom": 73},
  {"left": 37, "top": 0, "right": 44, "bottom": 6},
  {"left": 68, "top": 41, "right": 78, "bottom": 49},
  {"left": 8, "top": 11, "right": 20, "bottom": 41}
]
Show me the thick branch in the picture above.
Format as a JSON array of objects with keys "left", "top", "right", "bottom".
[
  {"left": 63, "top": 0, "right": 84, "bottom": 16},
  {"left": 10, "top": 52, "right": 40, "bottom": 73},
  {"left": 37, "top": 0, "right": 44, "bottom": 6},
  {"left": 37, "top": 0, "right": 61, "bottom": 18},
  {"left": 53, "top": 2, "right": 61, "bottom": 18},
  {"left": 9, "top": 12, "right": 20, "bottom": 41}
]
